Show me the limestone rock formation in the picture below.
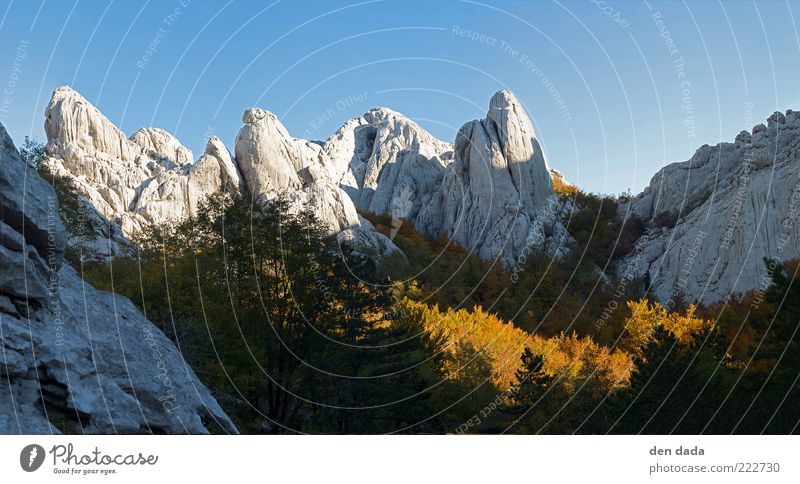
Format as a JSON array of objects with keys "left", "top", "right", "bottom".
[
  {"left": 328, "top": 108, "right": 453, "bottom": 211},
  {"left": 36, "top": 84, "right": 800, "bottom": 311},
  {"left": 43, "top": 87, "right": 244, "bottom": 235},
  {"left": 235, "top": 107, "right": 305, "bottom": 196},
  {"left": 321, "top": 91, "right": 569, "bottom": 265},
  {"left": 130, "top": 127, "right": 193, "bottom": 166},
  {"left": 620, "top": 110, "right": 800, "bottom": 303},
  {"left": 320, "top": 108, "right": 453, "bottom": 227},
  {"left": 232, "top": 105, "right": 402, "bottom": 259},
  {"left": 0, "top": 123, "right": 237, "bottom": 434},
  {"left": 132, "top": 136, "right": 242, "bottom": 225},
  {"left": 413, "top": 90, "right": 568, "bottom": 264},
  {"left": 42, "top": 86, "right": 396, "bottom": 259}
]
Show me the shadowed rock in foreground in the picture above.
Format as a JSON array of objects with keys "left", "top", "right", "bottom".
[{"left": 0, "top": 122, "right": 237, "bottom": 434}]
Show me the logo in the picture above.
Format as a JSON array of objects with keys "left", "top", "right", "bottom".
[{"left": 20, "top": 444, "right": 45, "bottom": 472}]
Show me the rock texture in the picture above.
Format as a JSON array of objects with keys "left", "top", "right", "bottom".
[
  {"left": 42, "top": 86, "right": 575, "bottom": 267},
  {"left": 43, "top": 87, "right": 243, "bottom": 236},
  {"left": 620, "top": 110, "right": 800, "bottom": 303},
  {"left": 233, "top": 105, "right": 401, "bottom": 258},
  {"left": 0, "top": 123, "right": 237, "bottom": 434},
  {"left": 327, "top": 108, "right": 454, "bottom": 212},
  {"left": 43, "top": 86, "right": 396, "bottom": 259},
  {"left": 35, "top": 84, "right": 800, "bottom": 310},
  {"left": 414, "top": 91, "right": 568, "bottom": 264},
  {"left": 320, "top": 91, "right": 571, "bottom": 265}
]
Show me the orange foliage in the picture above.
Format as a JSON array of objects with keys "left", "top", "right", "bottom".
[
  {"left": 399, "top": 299, "right": 633, "bottom": 392},
  {"left": 623, "top": 299, "right": 710, "bottom": 353}
]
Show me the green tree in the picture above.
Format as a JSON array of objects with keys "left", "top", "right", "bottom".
[{"left": 19, "top": 135, "right": 46, "bottom": 167}]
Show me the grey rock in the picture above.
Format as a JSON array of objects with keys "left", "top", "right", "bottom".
[
  {"left": 0, "top": 121, "right": 237, "bottom": 434},
  {"left": 0, "top": 123, "right": 66, "bottom": 265},
  {"left": 620, "top": 109, "right": 800, "bottom": 303},
  {"left": 414, "top": 90, "right": 564, "bottom": 264}
]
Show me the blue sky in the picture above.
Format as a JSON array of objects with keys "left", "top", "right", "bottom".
[{"left": 0, "top": 0, "right": 798, "bottom": 194}]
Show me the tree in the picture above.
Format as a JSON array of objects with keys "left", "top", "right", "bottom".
[
  {"left": 20, "top": 136, "right": 46, "bottom": 167},
  {"left": 513, "top": 348, "right": 552, "bottom": 405},
  {"left": 605, "top": 325, "right": 727, "bottom": 434}
]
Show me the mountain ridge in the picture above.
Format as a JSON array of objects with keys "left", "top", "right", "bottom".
[{"left": 40, "top": 85, "right": 800, "bottom": 304}]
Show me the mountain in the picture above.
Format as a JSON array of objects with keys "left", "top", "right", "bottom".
[
  {"left": 316, "top": 90, "right": 572, "bottom": 264},
  {"left": 43, "top": 87, "right": 570, "bottom": 267},
  {"left": 42, "top": 87, "right": 401, "bottom": 260},
  {"left": 39, "top": 86, "right": 800, "bottom": 304},
  {"left": 620, "top": 110, "right": 800, "bottom": 304},
  {"left": 413, "top": 90, "right": 570, "bottom": 263},
  {"left": 0, "top": 122, "right": 236, "bottom": 434}
]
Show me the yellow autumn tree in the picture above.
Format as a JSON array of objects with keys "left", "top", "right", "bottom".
[
  {"left": 398, "top": 298, "right": 634, "bottom": 393},
  {"left": 622, "top": 299, "right": 710, "bottom": 356}
]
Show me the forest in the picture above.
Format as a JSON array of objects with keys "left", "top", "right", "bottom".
[
  {"left": 30, "top": 132, "right": 796, "bottom": 434},
  {"left": 64, "top": 196, "right": 797, "bottom": 434}
]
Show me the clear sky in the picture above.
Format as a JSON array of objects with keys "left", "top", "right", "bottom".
[{"left": 0, "top": 0, "right": 798, "bottom": 195}]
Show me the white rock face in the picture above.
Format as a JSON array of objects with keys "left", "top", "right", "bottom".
[
  {"left": 412, "top": 90, "right": 566, "bottom": 264},
  {"left": 39, "top": 85, "right": 800, "bottom": 306},
  {"left": 344, "top": 108, "right": 453, "bottom": 211},
  {"left": 320, "top": 91, "right": 567, "bottom": 265},
  {"left": 131, "top": 127, "right": 194, "bottom": 166},
  {"left": 45, "top": 86, "right": 140, "bottom": 163},
  {"left": 235, "top": 108, "right": 305, "bottom": 196},
  {"left": 321, "top": 108, "right": 453, "bottom": 222},
  {"left": 232, "top": 105, "right": 403, "bottom": 258},
  {"left": 43, "top": 86, "right": 398, "bottom": 260},
  {"left": 0, "top": 123, "right": 237, "bottom": 434},
  {"left": 133, "top": 136, "right": 243, "bottom": 226},
  {"left": 319, "top": 116, "right": 370, "bottom": 196},
  {"left": 42, "top": 87, "right": 244, "bottom": 236},
  {"left": 620, "top": 110, "right": 800, "bottom": 303}
]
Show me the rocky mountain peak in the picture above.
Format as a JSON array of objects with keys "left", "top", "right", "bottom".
[
  {"left": 410, "top": 90, "right": 565, "bottom": 264},
  {"left": 242, "top": 107, "right": 273, "bottom": 124},
  {"left": 41, "top": 87, "right": 572, "bottom": 272},
  {"left": 621, "top": 108, "right": 800, "bottom": 303},
  {"left": 41, "top": 87, "right": 400, "bottom": 259},
  {"left": 45, "top": 86, "right": 139, "bottom": 163}
]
